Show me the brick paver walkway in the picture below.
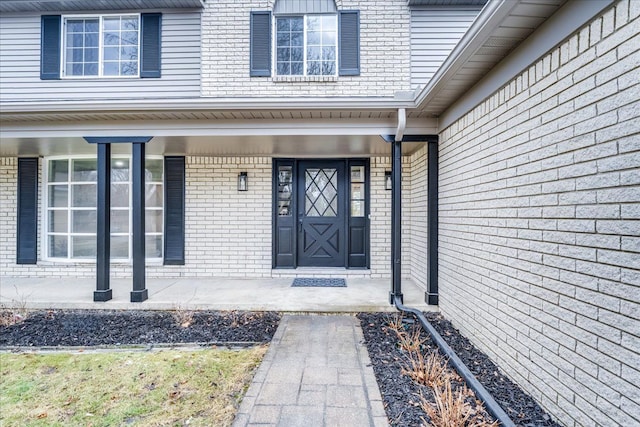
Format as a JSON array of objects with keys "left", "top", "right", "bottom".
[{"left": 233, "top": 314, "right": 388, "bottom": 427}]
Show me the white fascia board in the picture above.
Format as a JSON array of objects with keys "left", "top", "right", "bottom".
[
  {"left": 438, "top": 0, "right": 616, "bottom": 131},
  {"left": 0, "top": 97, "right": 414, "bottom": 114},
  {"left": 413, "top": 0, "right": 520, "bottom": 110}
]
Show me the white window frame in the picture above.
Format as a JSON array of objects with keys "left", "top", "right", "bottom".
[
  {"left": 42, "top": 155, "right": 164, "bottom": 263},
  {"left": 61, "top": 13, "right": 141, "bottom": 79},
  {"left": 273, "top": 14, "right": 338, "bottom": 77}
]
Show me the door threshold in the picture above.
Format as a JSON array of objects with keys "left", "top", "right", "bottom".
[{"left": 271, "top": 267, "right": 371, "bottom": 279}]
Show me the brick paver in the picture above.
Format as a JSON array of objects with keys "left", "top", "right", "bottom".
[{"left": 233, "top": 315, "right": 388, "bottom": 427}]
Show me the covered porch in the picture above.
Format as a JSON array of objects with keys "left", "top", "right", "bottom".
[{"left": 0, "top": 275, "right": 433, "bottom": 312}]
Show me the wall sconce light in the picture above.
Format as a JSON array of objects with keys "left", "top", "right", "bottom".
[
  {"left": 238, "top": 172, "right": 248, "bottom": 191},
  {"left": 385, "top": 171, "right": 392, "bottom": 190}
]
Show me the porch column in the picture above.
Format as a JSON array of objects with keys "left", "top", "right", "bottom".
[
  {"left": 390, "top": 138, "right": 403, "bottom": 304},
  {"left": 427, "top": 137, "right": 439, "bottom": 305},
  {"left": 95, "top": 143, "right": 112, "bottom": 301},
  {"left": 130, "top": 142, "right": 148, "bottom": 302}
]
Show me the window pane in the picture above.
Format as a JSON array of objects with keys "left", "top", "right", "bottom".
[
  {"left": 72, "top": 34, "right": 84, "bottom": 47},
  {"left": 307, "top": 31, "right": 320, "bottom": 45},
  {"left": 291, "top": 17, "right": 303, "bottom": 31},
  {"left": 85, "top": 47, "right": 99, "bottom": 62},
  {"left": 351, "top": 183, "right": 364, "bottom": 200},
  {"left": 291, "top": 62, "right": 303, "bottom": 75},
  {"left": 322, "top": 15, "right": 336, "bottom": 30},
  {"left": 145, "top": 159, "right": 163, "bottom": 182},
  {"left": 72, "top": 236, "right": 96, "bottom": 258},
  {"left": 49, "top": 185, "right": 68, "bottom": 207},
  {"left": 322, "top": 46, "right": 335, "bottom": 61},
  {"left": 103, "top": 32, "right": 120, "bottom": 46},
  {"left": 277, "top": 33, "right": 290, "bottom": 46},
  {"left": 72, "top": 159, "right": 97, "bottom": 181},
  {"left": 322, "top": 61, "right": 335, "bottom": 75},
  {"left": 84, "top": 62, "right": 99, "bottom": 76},
  {"left": 72, "top": 210, "right": 96, "bottom": 233},
  {"left": 112, "top": 159, "right": 129, "bottom": 181},
  {"left": 122, "top": 18, "right": 138, "bottom": 31},
  {"left": 49, "top": 235, "right": 68, "bottom": 258},
  {"left": 277, "top": 48, "right": 290, "bottom": 62},
  {"left": 104, "top": 46, "right": 119, "bottom": 61},
  {"left": 85, "top": 20, "right": 99, "bottom": 33},
  {"left": 67, "top": 20, "right": 84, "bottom": 33},
  {"left": 49, "top": 210, "right": 68, "bottom": 233},
  {"left": 351, "top": 166, "right": 365, "bottom": 183},
  {"left": 121, "top": 46, "right": 138, "bottom": 61},
  {"left": 111, "top": 184, "right": 129, "bottom": 207},
  {"left": 111, "top": 210, "right": 129, "bottom": 233},
  {"left": 276, "top": 18, "right": 290, "bottom": 32},
  {"left": 307, "top": 61, "right": 321, "bottom": 75},
  {"left": 84, "top": 33, "right": 98, "bottom": 47},
  {"left": 146, "top": 235, "right": 163, "bottom": 258},
  {"left": 291, "top": 48, "right": 303, "bottom": 62},
  {"left": 145, "top": 209, "right": 162, "bottom": 233},
  {"left": 351, "top": 201, "right": 364, "bottom": 217},
  {"left": 71, "top": 63, "right": 83, "bottom": 75},
  {"left": 110, "top": 235, "right": 129, "bottom": 258},
  {"left": 103, "top": 17, "right": 120, "bottom": 31},
  {"left": 121, "top": 31, "right": 138, "bottom": 46},
  {"left": 308, "top": 47, "right": 321, "bottom": 60},
  {"left": 291, "top": 32, "right": 303, "bottom": 46},
  {"left": 120, "top": 61, "right": 138, "bottom": 75},
  {"left": 145, "top": 184, "right": 163, "bottom": 207},
  {"left": 49, "top": 160, "right": 69, "bottom": 182},
  {"left": 103, "top": 62, "right": 119, "bottom": 76},
  {"left": 277, "top": 62, "right": 290, "bottom": 75},
  {"left": 307, "top": 16, "right": 320, "bottom": 30},
  {"left": 72, "top": 184, "right": 96, "bottom": 207}
]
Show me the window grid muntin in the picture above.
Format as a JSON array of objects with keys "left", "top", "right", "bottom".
[
  {"left": 62, "top": 14, "right": 140, "bottom": 79},
  {"left": 275, "top": 14, "right": 337, "bottom": 77},
  {"left": 44, "top": 156, "right": 163, "bottom": 261}
]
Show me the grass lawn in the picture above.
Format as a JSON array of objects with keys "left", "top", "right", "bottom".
[{"left": 0, "top": 346, "right": 267, "bottom": 426}]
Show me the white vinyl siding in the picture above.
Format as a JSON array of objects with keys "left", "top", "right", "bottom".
[
  {"left": 410, "top": 7, "right": 481, "bottom": 88},
  {"left": 0, "top": 11, "right": 200, "bottom": 101}
]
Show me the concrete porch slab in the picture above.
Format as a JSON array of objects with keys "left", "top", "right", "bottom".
[{"left": 0, "top": 276, "right": 436, "bottom": 312}]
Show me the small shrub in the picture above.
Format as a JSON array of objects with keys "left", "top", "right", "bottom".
[
  {"left": 171, "top": 305, "right": 195, "bottom": 328},
  {"left": 403, "top": 351, "right": 449, "bottom": 389}
]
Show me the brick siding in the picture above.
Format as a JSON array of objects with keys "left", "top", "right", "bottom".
[
  {"left": 437, "top": 1, "right": 640, "bottom": 424},
  {"left": 201, "top": 0, "right": 411, "bottom": 97}
]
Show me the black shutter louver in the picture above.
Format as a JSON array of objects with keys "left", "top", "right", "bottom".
[
  {"left": 250, "top": 11, "right": 272, "bottom": 77},
  {"left": 339, "top": 11, "right": 360, "bottom": 76},
  {"left": 41, "top": 15, "right": 61, "bottom": 80},
  {"left": 163, "top": 156, "right": 185, "bottom": 265},
  {"left": 141, "top": 13, "right": 162, "bottom": 78},
  {"left": 17, "top": 158, "right": 38, "bottom": 264}
]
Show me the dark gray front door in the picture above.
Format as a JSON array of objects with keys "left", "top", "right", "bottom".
[{"left": 297, "top": 161, "right": 346, "bottom": 267}]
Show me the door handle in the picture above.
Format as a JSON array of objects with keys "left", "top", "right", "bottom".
[{"left": 298, "top": 218, "right": 303, "bottom": 232}]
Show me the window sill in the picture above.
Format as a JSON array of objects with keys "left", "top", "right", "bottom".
[{"left": 272, "top": 75, "right": 338, "bottom": 83}]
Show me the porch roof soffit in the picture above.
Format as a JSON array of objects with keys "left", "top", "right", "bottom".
[{"left": 0, "top": 0, "right": 204, "bottom": 13}]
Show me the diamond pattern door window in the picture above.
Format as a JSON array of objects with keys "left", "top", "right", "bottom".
[{"left": 305, "top": 168, "right": 337, "bottom": 217}]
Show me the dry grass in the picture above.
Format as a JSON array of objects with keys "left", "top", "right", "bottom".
[
  {"left": 420, "top": 378, "right": 498, "bottom": 427},
  {"left": 0, "top": 287, "right": 31, "bottom": 326},
  {"left": 170, "top": 305, "right": 196, "bottom": 328},
  {"left": 402, "top": 351, "right": 448, "bottom": 389},
  {"left": 0, "top": 346, "right": 267, "bottom": 427}
]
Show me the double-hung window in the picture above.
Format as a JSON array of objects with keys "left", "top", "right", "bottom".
[
  {"left": 45, "top": 157, "right": 164, "bottom": 261},
  {"left": 276, "top": 15, "right": 337, "bottom": 76},
  {"left": 63, "top": 14, "right": 140, "bottom": 78}
]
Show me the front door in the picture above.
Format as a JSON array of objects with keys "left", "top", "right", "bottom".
[{"left": 297, "top": 161, "right": 346, "bottom": 267}]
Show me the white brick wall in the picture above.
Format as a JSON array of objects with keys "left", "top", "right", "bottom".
[
  {"left": 438, "top": 1, "right": 640, "bottom": 425},
  {"left": 2, "top": 155, "right": 427, "bottom": 280},
  {"left": 201, "top": 0, "right": 411, "bottom": 97}
]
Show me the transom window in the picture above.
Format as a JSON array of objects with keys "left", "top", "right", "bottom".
[
  {"left": 63, "top": 14, "right": 139, "bottom": 78},
  {"left": 276, "top": 15, "right": 337, "bottom": 76},
  {"left": 45, "top": 157, "right": 163, "bottom": 261}
]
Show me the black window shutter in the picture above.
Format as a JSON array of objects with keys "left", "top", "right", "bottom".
[
  {"left": 41, "top": 15, "right": 61, "bottom": 80},
  {"left": 339, "top": 11, "right": 360, "bottom": 76},
  {"left": 141, "top": 13, "right": 162, "bottom": 78},
  {"left": 163, "top": 156, "right": 185, "bottom": 265},
  {"left": 250, "top": 11, "right": 271, "bottom": 77},
  {"left": 17, "top": 158, "right": 38, "bottom": 264}
]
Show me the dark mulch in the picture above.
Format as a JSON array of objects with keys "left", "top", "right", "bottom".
[
  {"left": 0, "top": 310, "right": 281, "bottom": 347},
  {"left": 358, "top": 312, "right": 560, "bottom": 427}
]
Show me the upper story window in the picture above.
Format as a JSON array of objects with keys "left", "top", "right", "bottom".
[
  {"left": 63, "top": 14, "right": 139, "bottom": 78},
  {"left": 276, "top": 15, "right": 337, "bottom": 76},
  {"left": 40, "top": 13, "right": 161, "bottom": 80}
]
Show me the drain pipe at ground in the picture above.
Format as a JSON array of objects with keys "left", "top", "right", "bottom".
[{"left": 393, "top": 298, "right": 515, "bottom": 426}]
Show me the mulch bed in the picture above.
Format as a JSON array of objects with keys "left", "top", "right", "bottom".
[
  {"left": 0, "top": 310, "right": 280, "bottom": 347},
  {"left": 3, "top": 309, "right": 559, "bottom": 426},
  {"left": 358, "top": 312, "right": 560, "bottom": 427}
]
